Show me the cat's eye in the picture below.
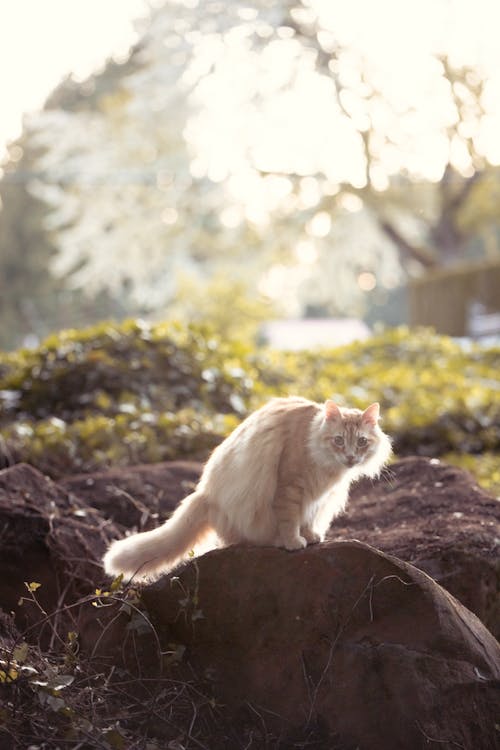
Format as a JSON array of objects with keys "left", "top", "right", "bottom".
[
  {"left": 357, "top": 436, "right": 368, "bottom": 447},
  {"left": 333, "top": 435, "right": 344, "bottom": 446}
]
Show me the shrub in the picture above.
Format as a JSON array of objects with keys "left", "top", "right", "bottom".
[{"left": 1, "top": 321, "right": 498, "bottom": 492}]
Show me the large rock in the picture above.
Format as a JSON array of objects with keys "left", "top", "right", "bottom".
[{"left": 106, "top": 541, "right": 500, "bottom": 749}]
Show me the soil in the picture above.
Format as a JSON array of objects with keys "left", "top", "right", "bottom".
[
  {"left": 62, "top": 455, "right": 500, "bottom": 638},
  {"left": 0, "top": 456, "right": 499, "bottom": 749}
]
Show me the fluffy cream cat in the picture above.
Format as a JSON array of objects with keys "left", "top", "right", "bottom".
[{"left": 103, "top": 397, "right": 391, "bottom": 581}]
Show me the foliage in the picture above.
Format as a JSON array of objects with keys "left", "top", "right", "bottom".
[
  {"left": 0, "top": 319, "right": 253, "bottom": 475},
  {"left": 442, "top": 452, "right": 500, "bottom": 495},
  {"left": 267, "top": 327, "right": 500, "bottom": 460},
  {"left": 169, "top": 275, "right": 279, "bottom": 342},
  {"left": 0, "top": 133, "right": 127, "bottom": 352},
  {"left": 0, "top": 321, "right": 499, "bottom": 493},
  {"left": 20, "top": 0, "right": 500, "bottom": 325}
]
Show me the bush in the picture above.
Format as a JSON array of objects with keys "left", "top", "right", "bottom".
[{"left": 0, "top": 321, "right": 499, "bottom": 492}]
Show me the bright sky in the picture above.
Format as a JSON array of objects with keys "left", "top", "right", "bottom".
[{"left": 0, "top": 0, "right": 150, "bottom": 154}]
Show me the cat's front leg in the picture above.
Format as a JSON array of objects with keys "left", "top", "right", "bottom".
[
  {"left": 278, "top": 528, "right": 307, "bottom": 550},
  {"left": 281, "top": 532, "right": 307, "bottom": 550},
  {"left": 273, "top": 483, "right": 307, "bottom": 550},
  {"left": 301, "top": 526, "right": 323, "bottom": 545}
]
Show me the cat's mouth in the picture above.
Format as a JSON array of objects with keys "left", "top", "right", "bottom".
[{"left": 344, "top": 456, "right": 358, "bottom": 468}]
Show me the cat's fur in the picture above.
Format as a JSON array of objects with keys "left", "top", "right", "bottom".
[{"left": 103, "top": 397, "right": 391, "bottom": 581}]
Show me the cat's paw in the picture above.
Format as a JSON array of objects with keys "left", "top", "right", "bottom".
[
  {"left": 301, "top": 528, "right": 322, "bottom": 544},
  {"left": 282, "top": 535, "right": 307, "bottom": 551}
]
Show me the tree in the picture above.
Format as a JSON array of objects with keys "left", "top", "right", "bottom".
[
  {"left": 21, "top": 0, "right": 500, "bottom": 321},
  {"left": 0, "top": 56, "right": 142, "bottom": 349},
  {"left": 297, "top": 44, "right": 498, "bottom": 271}
]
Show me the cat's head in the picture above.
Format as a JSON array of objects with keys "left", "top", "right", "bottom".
[{"left": 320, "top": 400, "right": 388, "bottom": 470}]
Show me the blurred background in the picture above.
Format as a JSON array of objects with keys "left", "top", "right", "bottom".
[{"left": 1, "top": 0, "right": 500, "bottom": 351}]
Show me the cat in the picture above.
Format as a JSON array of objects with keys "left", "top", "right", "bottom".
[{"left": 103, "top": 397, "right": 392, "bottom": 581}]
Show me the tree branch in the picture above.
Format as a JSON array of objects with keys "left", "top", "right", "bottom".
[{"left": 378, "top": 219, "right": 438, "bottom": 269}]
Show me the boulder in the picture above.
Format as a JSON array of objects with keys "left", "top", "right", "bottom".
[{"left": 108, "top": 541, "right": 500, "bottom": 749}]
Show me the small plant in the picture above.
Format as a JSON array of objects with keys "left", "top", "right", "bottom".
[{"left": 0, "top": 576, "right": 226, "bottom": 749}]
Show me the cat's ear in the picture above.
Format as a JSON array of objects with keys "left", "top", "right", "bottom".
[
  {"left": 325, "top": 400, "right": 342, "bottom": 421},
  {"left": 362, "top": 402, "right": 380, "bottom": 426}
]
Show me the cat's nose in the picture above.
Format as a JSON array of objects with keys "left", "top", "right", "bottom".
[{"left": 345, "top": 455, "right": 356, "bottom": 466}]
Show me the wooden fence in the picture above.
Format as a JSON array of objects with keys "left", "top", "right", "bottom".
[{"left": 408, "top": 259, "right": 500, "bottom": 337}]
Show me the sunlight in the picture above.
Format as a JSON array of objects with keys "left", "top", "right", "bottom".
[
  {"left": 357, "top": 271, "right": 377, "bottom": 291},
  {"left": 4, "top": 0, "right": 500, "bottom": 182},
  {"left": 183, "top": 0, "right": 500, "bottom": 209},
  {"left": 295, "top": 240, "right": 318, "bottom": 265},
  {"left": 306, "top": 212, "right": 332, "bottom": 239},
  {"left": 0, "top": 0, "right": 148, "bottom": 152},
  {"left": 3, "top": 0, "right": 500, "bottom": 328}
]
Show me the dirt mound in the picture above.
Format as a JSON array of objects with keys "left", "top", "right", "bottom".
[
  {"left": 60, "top": 460, "right": 200, "bottom": 529},
  {"left": 0, "top": 463, "right": 116, "bottom": 638},
  {"left": 1, "top": 458, "right": 499, "bottom": 748},
  {"left": 64, "top": 455, "right": 500, "bottom": 638},
  {"left": 341, "top": 456, "right": 500, "bottom": 637}
]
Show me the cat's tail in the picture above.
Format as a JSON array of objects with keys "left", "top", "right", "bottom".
[{"left": 103, "top": 490, "right": 211, "bottom": 582}]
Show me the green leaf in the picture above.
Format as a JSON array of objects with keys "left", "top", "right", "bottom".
[
  {"left": 110, "top": 573, "right": 124, "bottom": 592},
  {"left": 0, "top": 668, "right": 18, "bottom": 683},
  {"left": 12, "top": 642, "right": 29, "bottom": 663},
  {"left": 25, "top": 581, "right": 42, "bottom": 592},
  {"left": 104, "top": 728, "right": 126, "bottom": 749}
]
